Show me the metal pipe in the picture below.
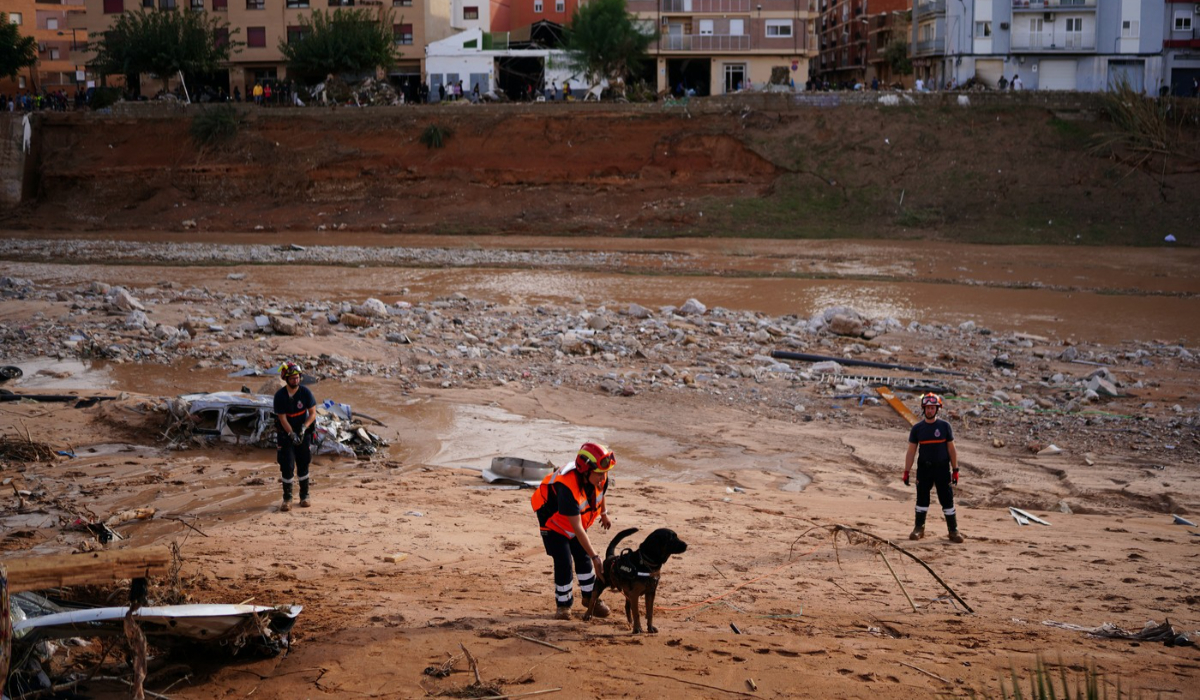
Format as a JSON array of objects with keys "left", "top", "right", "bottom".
[{"left": 770, "top": 350, "right": 967, "bottom": 376}]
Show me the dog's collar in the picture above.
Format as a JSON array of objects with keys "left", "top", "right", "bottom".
[{"left": 640, "top": 551, "right": 663, "bottom": 570}]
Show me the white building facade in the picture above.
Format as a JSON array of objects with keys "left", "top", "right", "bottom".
[{"left": 912, "top": 0, "right": 1171, "bottom": 93}]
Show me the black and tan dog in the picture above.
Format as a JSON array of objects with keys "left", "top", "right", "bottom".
[{"left": 584, "top": 527, "right": 688, "bottom": 634}]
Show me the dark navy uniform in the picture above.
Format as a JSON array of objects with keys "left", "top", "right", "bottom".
[
  {"left": 908, "top": 418, "right": 957, "bottom": 534},
  {"left": 274, "top": 385, "right": 315, "bottom": 503}
]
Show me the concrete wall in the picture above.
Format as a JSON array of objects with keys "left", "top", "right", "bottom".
[{"left": 0, "top": 115, "right": 31, "bottom": 206}]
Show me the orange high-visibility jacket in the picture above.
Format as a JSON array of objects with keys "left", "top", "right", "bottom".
[{"left": 531, "top": 463, "right": 606, "bottom": 538}]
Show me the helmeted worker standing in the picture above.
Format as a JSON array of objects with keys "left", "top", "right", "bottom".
[
  {"left": 903, "top": 393, "right": 964, "bottom": 543},
  {"left": 531, "top": 442, "right": 615, "bottom": 619},
  {"left": 273, "top": 362, "right": 316, "bottom": 512}
]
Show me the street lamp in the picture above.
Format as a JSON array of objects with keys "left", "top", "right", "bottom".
[{"left": 56, "top": 29, "right": 81, "bottom": 50}]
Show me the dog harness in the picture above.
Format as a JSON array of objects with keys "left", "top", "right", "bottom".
[{"left": 611, "top": 548, "right": 657, "bottom": 583}]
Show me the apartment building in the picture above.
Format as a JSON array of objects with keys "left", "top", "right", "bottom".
[
  {"left": 911, "top": 0, "right": 1168, "bottom": 92},
  {"left": 1163, "top": 0, "right": 1198, "bottom": 94},
  {"left": 626, "top": 0, "right": 818, "bottom": 95},
  {"left": 814, "top": 0, "right": 910, "bottom": 86},
  {"left": 489, "top": 0, "right": 581, "bottom": 33},
  {"left": 75, "top": 0, "right": 487, "bottom": 95},
  {"left": 865, "top": 4, "right": 910, "bottom": 86},
  {"left": 3, "top": 0, "right": 88, "bottom": 95}
]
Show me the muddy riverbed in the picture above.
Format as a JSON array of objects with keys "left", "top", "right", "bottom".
[{"left": 0, "top": 235, "right": 1197, "bottom": 699}]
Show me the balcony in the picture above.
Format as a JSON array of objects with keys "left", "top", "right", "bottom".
[
  {"left": 1012, "top": 0, "right": 1096, "bottom": 11},
  {"left": 914, "top": 0, "right": 945, "bottom": 16},
  {"left": 1011, "top": 30, "right": 1095, "bottom": 51},
  {"left": 661, "top": 0, "right": 750, "bottom": 12},
  {"left": 913, "top": 37, "right": 944, "bottom": 55},
  {"left": 661, "top": 33, "right": 751, "bottom": 51}
]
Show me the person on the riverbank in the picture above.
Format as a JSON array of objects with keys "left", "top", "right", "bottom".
[
  {"left": 274, "top": 361, "right": 316, "bottom": 511},
  {"left": 531, "top": 442, "right": 615, "bottom": 619},
  {"left": 903, "top": 393, "right": 964, "bottom": 543}
]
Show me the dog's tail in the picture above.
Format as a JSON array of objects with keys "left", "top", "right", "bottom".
[{"left": 606, "top": 528, "right": 638, "bottom": 559}]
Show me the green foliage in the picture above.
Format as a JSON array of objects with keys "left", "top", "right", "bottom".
[
  {"left": 191, "top": 105, "right": 242, "bottom": 147},
  {"left": 279, "top": 8, "right": 397, "bottom": 82},
  {"left": 0, "top": 18, "right": 38, "bottom": 81},
  {"left": 884, "top": 39, "right": 912, "bottom": 77},
  {"left": 565, "top": 0, "right": 656, "bottom": 94},
  {"left": 88, "top": 86, "right": 123, "bottom": 109},
  {"left": 986, "top": 656, "right": 1140, "bottom": 700},
  {"left": 419, "top": 124, "right": 452, "bottom": 149},
  {"left": 87, "top": 10, "right": 239, "bottom": 91}
]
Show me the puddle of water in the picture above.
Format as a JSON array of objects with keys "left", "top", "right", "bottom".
[
  {"left": 4, "top": 359, "right": 111, "bottom": 391},
  {"left": 429, "top": 403, "right": 605, "bottom": 472}
]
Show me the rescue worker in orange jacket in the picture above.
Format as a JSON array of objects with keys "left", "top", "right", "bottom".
[{"left": 531, "top": 442, "right": 614, "bottom": 619}]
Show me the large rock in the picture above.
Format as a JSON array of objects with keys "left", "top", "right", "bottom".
[
  {"left": 1086, "top": 375, "right": 1119, "bottom": 397},
  {"left": 124, "top": 310, "right": 150, "bottom": 330},
  {"left": 356, "top": 298, "right": 389, "bottom": 318},
  {"left": 271, "top": 315, "right": 301, "bottom": 335},
  {"left": 679, "top": 298, "right": 707, "bottom": 315},
  {"left": 827, "top": 314, "right": 865, "bottom": 337},
  {"left": 625, "top": 303, "right": 652, "bottom": 319},
  {"left": 108, "top": 287, "right": 145, "bottom": 312},
  {"left": 560, "top": 331, "right": 591, "bottom": 355}
]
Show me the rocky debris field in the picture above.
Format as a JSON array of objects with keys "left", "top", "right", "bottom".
[{"left": 2, "top": 251, "right": 1197, "bottom": 486}]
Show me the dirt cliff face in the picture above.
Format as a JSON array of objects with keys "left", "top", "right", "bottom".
[{"left": 12, "top": 104, "right": 1200, "bottom": 243}]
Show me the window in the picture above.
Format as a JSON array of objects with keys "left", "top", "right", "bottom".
[
  {"left": 1065, "top": 17, "right": 1081, "bottom": 32},
  {"left": 765, "top": 19, "right": 792, "bottom": 37},
  {"left": 190, "top": 0, "right": 204, "bottom": 8},
  {"left": 329, "top": 0, "right": 355, "bottom": 5},
  {"left": 142, "top": 0, "right": 154, "bottom": 7},
  {"left": 729, "top": 18, "right": 743, "bottom": 35},
  {"left": 18, "top": 76, "right": 26, "bottom": 89},
  {"left": 555, "top": 0, "right": 563, "bottom": 11},
  {"left": 1174, "top": 12, "right": 1193, "bottom": 32},
  {"left": 699, "top": 19, "right": 713, "bottom": 36},
  {"left": 287, "top": 25, "right": 309, "bottom": 43},
  {"left": 213, "top": 0, "right": 226, "bottom": 9},
  {"left": 534, "top": 0, "right": 542, "bottom": 11},
  {"left": 463, "top": 5, "right": 478, "bottom": 19},
  {"left": 974, "top": 21, "right": 991, "bottom": 38},
  {"left": 394, "top": 23, "right": 412, "bottom": 44},
  {"left": 246, "top": 0, "right": 263, "bottom": 8},
  {"left": 46, "top": 17, "right": 59, "bottom": 30},
  {"left": 286, "top": 0, "right": 310, "bottom": 7},
  {"left": 50, "top": 47, "right": 60, "bottom": 59},
  {"left": 8, "top": 12, "right": 21, "bottom": 25},
  {"left": 393, "top": 0, "right": 413, "bottom": 5},
  {"left": 1121, "top": 20, "right": 1138, "bottom": 38},
  {"left": 214, "top": 27, "right": 229, "bottom": 47},
  {"left": 247, "top": 26, "right": 266, "bottom": 47},
  {"left": 160, "top": 0, "right": 176, "bottom": 8}
]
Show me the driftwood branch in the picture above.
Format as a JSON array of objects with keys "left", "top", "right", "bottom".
[
  {"left": 898, "top": 660, "right": 951, "bottom": 684},
  {"left": 460, "top": 643, "right": 483, "bottom": 686},
  {"left": 511, "top": 633, "right": 567, "bottom": 652},
  {"left": 640, "top": 671, "right": 763, "bottom": 698},
  {"left": 828, "top": 525, "right": 974, "bottom": 614},
  {"left": 164, "top": 516, "right": 208, "bottom": 538},
  {"left": 466, "top": 689, "right": 562, "bottom": 700},
  {"left": 878, "top": 551, "right": 917, "bottom": 613}
]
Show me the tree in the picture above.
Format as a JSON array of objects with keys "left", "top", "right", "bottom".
[
  {"left": 884, "top": 39, "right": 912, "bottom": 78},
  {"left": 565, "top": 0, "right": 656, "bottom": 98},
  {"left": 87, "top": 10, "right": 239, "bottom": 95},
  {"left": 279, "top": 8, "right": 397, "bottom": 82},
  {"left": 0, "top": 18, "right": 38, "bottom": 84}
]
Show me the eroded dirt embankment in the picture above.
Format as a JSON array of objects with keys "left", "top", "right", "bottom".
[{"left": 9, "top": 104, "right": 1200, "bottom": 242}]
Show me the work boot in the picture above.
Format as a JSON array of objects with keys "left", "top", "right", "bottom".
[
  {"left": 948, "top": 531, "right": 965, "bottom": 544},
  {"left": 909, "top": 526, "right": 925, "bottom": 541},
  {"left": 584, "top": 597, "right": 611, "bottom": 618},
  {"left": 299, "top": 498, "right": 311, "bottom": 508},
  {"left": 553, "top": 607, "right": 572, "bottom": 620},
  {"left": 280, "top": 500, "right": 291, "bottom": 512}
]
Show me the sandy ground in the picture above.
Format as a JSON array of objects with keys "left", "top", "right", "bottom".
[{"left": 1, "top": 240, "right": 1198, "bottom": 699}]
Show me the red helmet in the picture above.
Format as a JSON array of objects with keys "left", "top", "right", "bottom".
[
  {"left": 575, "top": 442, "right": 615, "bottom": 473},
  {"left": 920, "top": 393, "right": 943, "bottom": 409},
  {"left": 279, "top": 361, "right": 302, "bottom": 379}
]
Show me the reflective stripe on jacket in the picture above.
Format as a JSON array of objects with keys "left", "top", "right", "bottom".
[{"left": 530, "top": 463, "right": 606, "bottom": 539}]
